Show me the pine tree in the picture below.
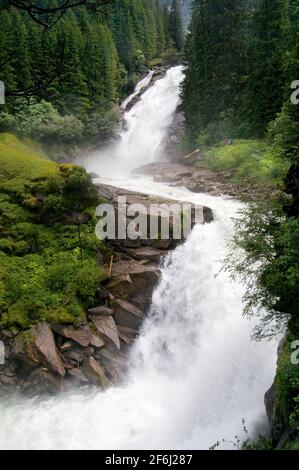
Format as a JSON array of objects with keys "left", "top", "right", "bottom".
[
  {"left": 162, "top": 4, "right": 172, "bottom": 49},
  {"left": 10, "top": 9, "right": 32, "bottom": 92},
  {"left": 155, "top": 0, "right": 166, "bottom": 53},
  {"left": 54, "top": 11, "right": 89, "bottom": 115},
  {"left": 183, "top": 0, "right": 248, "bottom": 140},
  {"left": 169, "top": 0, "right": 184, "bottom": 51},
  {"left": 0, "top": 1, "right": 173, "bottom": 124},
  {"left": 245, "top": 0, "right": 289, "bottom": 136},
  {"left": 0, "top": 10, "right": 16, "bottom": 97}
]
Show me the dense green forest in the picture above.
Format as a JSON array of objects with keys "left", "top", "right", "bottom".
[
  {"left": 183, "top": 0, "right": 298, "bottom": 144},
  {"left": 0, "top": 0, "right": 182, "bottom": 157},
  {"left": 183, "top": 0, "right": 299, "bottom": 448}
]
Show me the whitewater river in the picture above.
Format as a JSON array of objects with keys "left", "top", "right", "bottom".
[{"left": 0, "top": 67, "right": 278, "bottom": 450}]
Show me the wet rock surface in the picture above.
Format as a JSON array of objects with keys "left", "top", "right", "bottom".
[
  {"left": 95, "top": 183, "right": 213, "bottom": 251},
  {"left": 133, "top": 161, "right": 275, "bottom": 201},
  {"left": 162, "top": 111, "right": 185, "bottom": 159}
]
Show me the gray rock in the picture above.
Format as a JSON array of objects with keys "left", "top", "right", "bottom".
[
  {"left": 13, "top": 323, "right": 65, "bottom": 377},
  {"left": 52, "top": 324, "right": 104, "bottom": 349},
  {"left": 112, "top": 299, "right": 144, "bottom": 330},
  {"left": 90, "top": 315, "right": 120, "bottom": 350},
  {"left": 82, "top": 357, "right": 111, "bottom": 389},
  {"left": 24, "top": 368, "right": 64, "bottom": 395},
  {"left": 88, "top": 306, "right": 114, "bottom": 316}
]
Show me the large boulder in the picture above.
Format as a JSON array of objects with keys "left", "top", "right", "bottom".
[
  {"left": 52, "top": 324, "right": 104, "bottom": 349},
  {"left": 90, "top": 315, "right": 120, "bottom": 350},
  {"left": 182, "top": 149, "right": 204, "bottom": 166},
  {"left": 132, "top": 162, "right": 193, "bottom": 182},
  {"left": 95, "top": 348, "right": 127, "bottom": 384},
  {"left": 82, "top": 357, "right": 111, "bottom": 389},
  {"left": 121, "top": 246, "right": 168, "bottom": 263},
  {"left": 88, "top": 306, "right": 114, "bottom": 316},
  {"left": 23, "top": 368, "right": 64, "bottom": 395},
  {"left": 112, "top": 299, "right": 144, "bottom": 330},
  {"left": 62, "top": 347, "right": 89, "bottom": 367},
  {"left": 105, "top": 260, "right": 160, "bottom": 307},
  {"left": 13, "top": 323, "right": 65, "bottom": 377},
  {"left": 67, "top": 367, "right": 90, "bottom": 385},
  {"left": 94, "top": 183, "right": 213, "bottom": 251}
]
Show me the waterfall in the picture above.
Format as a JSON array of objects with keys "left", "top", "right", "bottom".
[
  {"left": 86, "top": 66, "right": 184, "bottom": 177},
  {"left": 0, "top": 67, "right": 278, "bottom": 450},
  {"left": 121, "top": 70, "right": 154, "bottom": 111}
]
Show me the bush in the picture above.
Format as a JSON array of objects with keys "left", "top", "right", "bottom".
[
  {"left": 204, "top": 140, "right": 288, "bottom": 187},
  {"left": 197, "top": 119, "right": 235, "bottom": 148},
  {"left": 0, "top": 112, "right": 17, "bottom": 133},
  {"left": 229, "top": 202, "right": 299, "bottom": 338},
  {"left": 84, "top": 110, "right": 118, "bottom": 141},
  {"left": 269, "top": 103, "right": 299, "bottom": 163},
  {"left": 17, "top": 101, "right": 84, "bottom": 144},
  {"left": 274, "top": 334, "right": 299, "bottom": 438}
]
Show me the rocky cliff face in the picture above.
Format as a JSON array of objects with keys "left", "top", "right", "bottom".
[
  {"left": 0, "top": 259, "right": 160, "bottom": 395},
  {"left": 162, "top": 111, "right": 186, "bottom": 161}
]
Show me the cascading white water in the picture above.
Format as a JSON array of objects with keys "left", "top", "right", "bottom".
[
  {"left": 121, "top": 70, "right": 154, "bottom": 111},
  {"left": 0, "top": 67, "right": 278, "bottom": 450},
  {"left": 85, "top": 66, "right": 184, "bottom": 177}
]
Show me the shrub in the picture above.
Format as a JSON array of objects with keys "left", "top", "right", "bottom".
[
  {"left": 229, "top": 202, "right": 299, "bottom": 338},
  {"left": 204, "top": 140, "right": 288, "bottom": 187},
  {"left": 17, "top": 101, "right": 84, "bottom": 144},
  {"left": 0, "top": 112, "right": 17, "bottom": 133}
]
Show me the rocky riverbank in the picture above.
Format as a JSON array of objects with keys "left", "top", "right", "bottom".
[
  {"left": 133, "top": 158, "right": 276, "bottom": 201},
  {"left": 0, "top": 184, "right": 213, "bottom": 396}
]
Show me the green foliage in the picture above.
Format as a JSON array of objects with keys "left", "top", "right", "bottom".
[
  {"left": 204, "top": 140, "right": 288, "bottom": 188},
  {"left": 274, "top": 333, "right": 299, "bottom": 438},
  {"left": 0, "top": 252, "right": 105, "bottom": 329},
  {"left": 243, "top": 0, "right": 288, "bottom": 137},
  {"left": 229, "top": 203, "right": 299, "bottom": 337},
  {"left": 182, "top": 0, "right": 296, "bottom": 142},
  {"left": 84, "top": 110, "right": 118, "bottom": 142},
  {"left": 0, "top": 112, "right": 17, "bottom": 133},
  {"left": 269, "top": 103, "right": 299, "bottom": 164},
  {"left": 169, "top": 0, "right": 185, "bottom": 51},
  {"left": 0, "top": 133, "right": 58, "bottom": 183},
  {"left": 182, "top": 0, "right": 248, "bottom": 141},
  {"left": 16, "top": 101, "right": 85, "bottom": 144},
  {"left": 0, "top": 1, "right": 175, "bottom": 150},
  {"left": 0, "top": 139, "right": 109, "bottom": 329}
]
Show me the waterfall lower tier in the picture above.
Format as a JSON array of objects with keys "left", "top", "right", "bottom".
[{"left": 0, "top": 181, "right": 277, "bottom": 450}]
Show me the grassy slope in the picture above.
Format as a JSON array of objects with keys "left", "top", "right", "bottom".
[
  {"left": 0, "top": 133, "right": 58, "bottom": 179},
  {"left": 203, "top": 139, "right": 289, "bottom": 188},
  {"left": 0, "top": 133, "right": 109, "bottom": 330}
]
